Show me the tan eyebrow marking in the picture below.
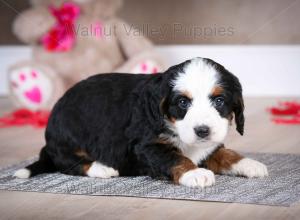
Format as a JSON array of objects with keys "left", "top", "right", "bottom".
[
  {"left": 211, "top": 86, "right": 224, "bottom": 96},
  {"left": 182, "top": 90, "right": 192, "bottom": 99}
]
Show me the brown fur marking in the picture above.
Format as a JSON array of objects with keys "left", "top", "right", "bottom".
[
  {"left": 159, "top": 97, "right": 166, "bottom": 114},
  {"left": 75, "top": 149, "right": 91, "bottom": 160},
  {"left": 211, "top": 86, "right": 224, "bottom": 96},
  {"left": 171, "top": 157, "right": 197, "bottom": 184},
  {"left": 169, "top": 116, "right": 176, "bottom": 123},
  {"left": 182, "top": 90, "right": 192, "bottom": 99},
  {"left": 204, "top": 146, "right": 243, "bottom": 174},
  {"left": 82, "top": 164, "right": 91, "bottom": 175},
  {"left": 156, "top": 137, "right": 170, "bottom": 145},
  {"left": 160, "top": 97, "right": 176, "bottom": 123}
]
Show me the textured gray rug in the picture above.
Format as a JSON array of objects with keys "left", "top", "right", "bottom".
[{"left": 0, "top": 152, "right": 299, "bottom": 207}]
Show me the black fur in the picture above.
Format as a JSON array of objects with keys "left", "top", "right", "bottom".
[
  {"left": 204, "top": 58, "right": 244, "bottom": 135},
  {"left": 21, "top": 58, "right": 244, "bottom": 181},
  {"left": 34, "top": 72, "right": 182, "bottom": 178}
]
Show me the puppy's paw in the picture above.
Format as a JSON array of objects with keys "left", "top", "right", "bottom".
[
  {"left": 14, "top": 168, "right": 31, "bottom": 179},
  {"left": 86, "top": 162, "right": 119, "bottom": 178},
  {"left": 228, "top": 158, "right": 268, "bottom": 178},
  {"left": 179, "top": 168, "right": 215, "bottom": 188}
]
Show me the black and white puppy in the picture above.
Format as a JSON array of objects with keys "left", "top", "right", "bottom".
[{"left": 14, "top": 58, "right": 268, "bottom": 188}]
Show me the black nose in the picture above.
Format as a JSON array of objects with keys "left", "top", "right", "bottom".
[{"left": 194, "top": 125, "right": 210, "bottom": 138}]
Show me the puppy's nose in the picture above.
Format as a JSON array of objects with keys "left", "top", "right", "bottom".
[{"left": 194, "top": 125, "right": 210, "bottom": 138}]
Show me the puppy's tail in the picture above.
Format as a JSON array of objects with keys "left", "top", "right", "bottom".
[{"left": 14, "top": 146, "right": 56, "bottom": 179}]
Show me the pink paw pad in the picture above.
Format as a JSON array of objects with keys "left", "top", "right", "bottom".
[
  {"left": 152, "top": 67, "right": 158, "bottom": 74},
  {"left": 19, "top": 73, "right": 26, "bottom": 81},
  {"left": 140, "top": 63, "right": 158, "bottom": 74},
  {"left": 131, "top": 60, "right": 160, "bottom": 74},
  {"left": 141, "top": 63, "right": 148, "bottom": 72},
  {"left": 24, "top": 86, "right": 42, "bottom": 103},
  {"left": 31, "top": 71, "right": 37, "bottom": 78}
]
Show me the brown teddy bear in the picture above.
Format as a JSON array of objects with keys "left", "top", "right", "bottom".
[{"left": 8, "top": 0, "right": 165, "bottom": 110}]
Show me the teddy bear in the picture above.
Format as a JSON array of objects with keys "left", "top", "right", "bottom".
[{"left": 8, "top": 0, "right": 166, "bottom": 110}]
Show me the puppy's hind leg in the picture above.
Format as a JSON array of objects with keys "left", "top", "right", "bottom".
[
  {"left": 85, "top": 161, "right": 119, "bottom": 178},
  {"left": 58, "top": 149, "right": 119, "bottom": 178}
]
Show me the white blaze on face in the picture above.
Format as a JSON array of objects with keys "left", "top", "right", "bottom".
[{"left": 172, "top": 58, "right": 229, "bottom": 146}]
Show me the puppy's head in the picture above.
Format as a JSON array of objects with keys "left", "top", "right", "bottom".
[{"left": 161, "top": 57, "right": 244, "bottom": 146}]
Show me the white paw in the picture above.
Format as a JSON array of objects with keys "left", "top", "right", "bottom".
[
  {"left": 86, "top": 162, "right": 119, "bottom": 178},
  {"left": 228, "top": 158, "right": 268, "bottom": 178},
  {"left": 179, "top": 168, "right": 215, "bottom": 188},
  {"left": 14, "top": 168, "right": 31, "bottom": 179}
]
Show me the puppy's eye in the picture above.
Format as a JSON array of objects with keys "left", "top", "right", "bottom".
[
  {"left": 178, "top": 98, "right": 190, "bottom": 109},
  {"left": 214, "top": 97, "right": 225, "bottom": 107}
]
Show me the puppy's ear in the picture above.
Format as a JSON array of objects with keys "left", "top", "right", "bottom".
[
  {"left": 233, "top": 95, "right": 244, "bottom": 135},
  {"left": 232, "top": 77, "right": 245, "bottom": 135},
  {"left": 142, "top": 73, "right": 172, "bottom": 129},
  {"left": 141, "top": 63, "right": 182, "bottom": 131}
]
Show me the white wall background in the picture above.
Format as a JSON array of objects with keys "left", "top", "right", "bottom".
[
  {"left": 1, "top": 45, "right": 300, "bottom": 96},
  {"left": 157, "top": 45, "right": 300, "bottom": 97},
  {"left": 0, "top": 46, "right": 31, "bottom": 96}
]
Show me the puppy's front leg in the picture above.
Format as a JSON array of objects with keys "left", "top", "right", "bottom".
[
  {"left": 136, "top": 143, "right": 215, "bottom": 188},
  {"left": 203, "top": 146, "right": 268, "bottom": 178}
]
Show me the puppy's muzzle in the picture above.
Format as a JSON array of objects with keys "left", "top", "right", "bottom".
[{"left": 194, "top": 125, "right": 210, "bottom": 138}]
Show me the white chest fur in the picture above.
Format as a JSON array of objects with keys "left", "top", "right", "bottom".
[
  {"left": 179, "top": 142, "right": 219, "bottom": 164},
  {"left": 159, "top": 133, "right": 219, "bottom": 165}
]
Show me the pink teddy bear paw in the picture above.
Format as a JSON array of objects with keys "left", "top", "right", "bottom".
[
  {"left": 131, "top": 60, "right": 160, "bottom": 74},
  {"left": 9, "top": 67, "right": 53, "bottom": 110}
]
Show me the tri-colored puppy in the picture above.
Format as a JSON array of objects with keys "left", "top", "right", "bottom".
[{"left": 14, "top": 57, "right": 268, "bottom": 188}]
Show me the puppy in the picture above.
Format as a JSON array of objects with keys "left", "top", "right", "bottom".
[{"left": 14, "top": 57, "right": 268, "bottom": 188}]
